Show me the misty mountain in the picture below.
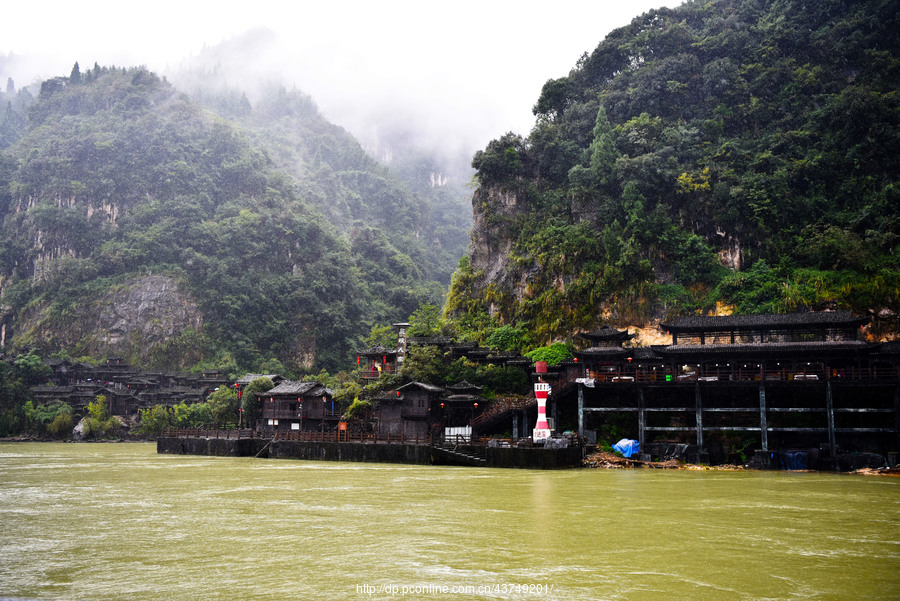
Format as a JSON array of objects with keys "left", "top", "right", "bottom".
[
  {"left": 447, "top": 0, "right": 900, "bottom": 345},
  {"left": 167, "top": 30, "right": 474, "bottom": 285},
  {"left": 0, "top": 64, "right": 469, "bottom": 374}
]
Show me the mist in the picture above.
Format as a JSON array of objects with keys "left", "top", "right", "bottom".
[{"left": 2, "top": 0, "right": 677, "bottom": 166}]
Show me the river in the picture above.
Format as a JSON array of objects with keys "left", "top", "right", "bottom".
[{"left": 0, "top": 443, "right": 897, "bottom": 600}]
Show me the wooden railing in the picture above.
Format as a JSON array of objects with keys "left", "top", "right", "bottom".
[
  {"left": 358, "top": 366, "right": 396, "bottom": 379},
  {"left": 274, "top": 430, "right": 435, "bottom": 444},
  {"left": 555, "top": 365, "right": 900, "bottom": 385}
]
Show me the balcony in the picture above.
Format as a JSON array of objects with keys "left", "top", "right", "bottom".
[{"left": 359, "top": 365, "right": 396, "bottom": 380}]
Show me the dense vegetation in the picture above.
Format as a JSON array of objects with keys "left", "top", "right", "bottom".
[
  {"left": 448, "top": 0, "right": 900, "bottom": 344},
  {"left": 0, "top": 64, "right": 470, "bottom": 376}
]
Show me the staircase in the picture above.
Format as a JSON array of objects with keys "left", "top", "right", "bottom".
[
  {"left": 470, "top": 396, "right": 536, "bottom": 433},
  {"left": 430, "top": 440, "right": 487, "bottom": 466}
]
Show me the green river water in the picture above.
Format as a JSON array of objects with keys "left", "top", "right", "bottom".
[{"left": 0, "top": 443, "right": 898, "bottom": 601}]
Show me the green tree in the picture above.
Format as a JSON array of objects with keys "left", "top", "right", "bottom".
[
  {"left": 136, "top": 404, "right": 173, "bottom": 435},
  {"left": 207, "top": 386, "right": 239, "bottom": 426},
  {"left": 14, "top": 352, "right": 52, "bottom": 385},
  {"left": 23, "top": 400, "right": 73, "bottom": 437},
  {"left": 525, "top": 342, "right": 573, "bottom": 366},
  {"left": 82, "top": 395, "right": 119, "bottom": 438},
  {"left": 240, "top": 377, "right": 273, "bottom": 428},
  {"left": 69, "top": 62, "right": 81, "bottom": 84},
  {"left": 408, "top": 303, "right": 442, "bottom": 337},
  {"left": 484, "top": 324, "right": 529, "bottom": 352},
  {"left": 471, "top": 132, "right": 527, "bottom": 184},
  {"left": 365, "top": 324, "right": 398, "bottom": 349}
]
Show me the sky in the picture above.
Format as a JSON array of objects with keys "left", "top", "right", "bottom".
[{"left": 2, "top": 0, "right": 677, "bottom": 160}]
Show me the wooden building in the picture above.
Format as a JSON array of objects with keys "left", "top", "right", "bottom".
[
  {"left": 35, "top": 358, "right": 221, "bottom": 419},
  {"left": 553, "top": 312, "right": 900, "bottom": 463},
  {"left": 357, "top": 345, "right": 400, "bottom": 380},
  {"left": 439, "top": 381, "right": 485, "bottom": 438},
  {"left": 375, "top": 382, "right": 445, "bottom": 439},
  {"left": 259, "top": 380, "right": 335, "bottom": 433}
]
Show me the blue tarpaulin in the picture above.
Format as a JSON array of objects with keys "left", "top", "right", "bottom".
[
  {"left": 612, "top": 438, "right": 640, "bottom": 458},
  {"left": 780, "top": 450, "right": 808, "bottom": 470}
]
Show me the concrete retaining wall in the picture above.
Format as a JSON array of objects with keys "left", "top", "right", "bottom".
[
  {"left": 158, "top": 437, "right": 584, "bottom": 469},
  {"left": 269, "top": 441, "right": 433, "bottom": 465},
  {"left": 157, "top": 437, "right": 268, "bottom": 457}
]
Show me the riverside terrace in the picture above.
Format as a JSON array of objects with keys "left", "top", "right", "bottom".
[{"left": 536, "top": 312, "right": 899, "bottom": 467}]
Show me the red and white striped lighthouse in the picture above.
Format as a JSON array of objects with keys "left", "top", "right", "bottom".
[{"left": 533, "top": 381, "right": 551, "bottom": 441}]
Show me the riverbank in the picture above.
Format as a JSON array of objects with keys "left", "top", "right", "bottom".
[
  {"left": 583, "top": 450, "right": 900, "bottom": 475},
  {"left": 583, "top": 451, "right": 744, "bottom": 471}
]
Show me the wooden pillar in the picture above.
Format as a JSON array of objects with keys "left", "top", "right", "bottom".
[
  {"left": 695, "top": 383, "right": 704, "bottom": 449},
  {"left": 577, "top": 383, "right": 584, "bottom": 438},
  {"left": 826, "top": 381, "right": 836, "bottom": 455},
  {"left": 759, "top": 384, "right": 768, "bottom": 451},
  {"left": 638, "top": 386, "right": 646, "bottom": 449},
  {"left": 894, "top": 384, "right": 899, "bottom": 451},
  {"left": 512, "top": 413, "right": 518, "bottom": 439}
]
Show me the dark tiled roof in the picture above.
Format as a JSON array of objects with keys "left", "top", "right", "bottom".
[
  {"left": 579, "top": 325, "right": 635, "bottom": 342},
  {"left": 408, "top": 336, "right": 454, "bottom": 345},
  {"left": 655, "top": 341, "right": 878, "bottom": 355},
  {"left": 447, "top": 380, "right": 483, "bottom": 391},
  {"left": 396, "top": 381, "right": 445, "bottom": 393},
  {"left": 504, "top": 357, "right": 532, "bottom": 365},
  {"left": 632, "top": 347, "right": 664, "bottom": 360},
  {"left": 267, "top": 380, "right": 318, "bottom": 395},
  {"left": 575, "top": 347, "right": 628, "bottom": 356},
  {"left": 357, "top": 345, "right": 398, "bottom": 356},
  {"left": 445, "top": 394, "right": 484, "bottom": 403},
  {"left": 235, "top": 374, "right": 280, "bottom": 385},
  {"left": 662, "top": 311, "right": 868, "bottom": 332},
  {"left": 449, "top": 342, "right": 477, "bottom": 350},
  {"left": 267, "top": 380, "right": 330, "bottom": 397},
  {"left": 32, "top": 385, "right": 75, "bottom": 395}
]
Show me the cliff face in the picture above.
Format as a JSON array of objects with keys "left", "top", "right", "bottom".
[
  {"left": 447, "top": 0, "right": 900, "bottom": 345},
  {"left": 12, "top": 275, "right": 205, "bottom": 368},
  {"left": 469, "top": 184, "right": 524, "bottom": 292},
  {"left": 97, "top": 275, "right": 203, "bottom": 348}
]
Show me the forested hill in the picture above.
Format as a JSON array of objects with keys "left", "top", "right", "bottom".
[
  {"left": 0, "top": 65, "right": 467, "bottom": 374},
  {"left": 447, "top": 0, "right": 900, "bottom": 345}
]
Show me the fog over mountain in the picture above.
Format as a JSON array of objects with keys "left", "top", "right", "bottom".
[{"left": 1, "top": 0, "right": 676, "bottom": 162}]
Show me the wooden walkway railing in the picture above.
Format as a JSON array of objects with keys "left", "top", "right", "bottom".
[
  {"left": 162, "top": 428, "right": 262, "bottom": 439},
  {"left": 273, "top": 430, "right": 436, "bottom": 445}
]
